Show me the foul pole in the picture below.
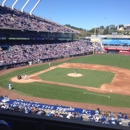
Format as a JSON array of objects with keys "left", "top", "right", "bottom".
[
  {"left": 30, "top": 0, "right": 41, "bottom": 15},
  {"left": 21, "top": 0, "right": 30, "bottom": 12},
  {"left": 2, "top": 0, "right": 7, "bottom": 7},
  {"left": 12, "top": 0, "right": 18, "bottom": 10},
  {"left": 93, "top": 24, "right": 96, "bottom": 54}
]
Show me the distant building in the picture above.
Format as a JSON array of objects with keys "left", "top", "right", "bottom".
[
  {"left": 124, "top": 24, "right": 130, "bottom": 30},
  {"left": 117, "top": 24, "right": 130, "bottom": 31},
  {"left": 117, "top": 26, "right": 124, "bottom": 31}
]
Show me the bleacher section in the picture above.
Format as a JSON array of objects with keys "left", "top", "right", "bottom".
[
  {"left": 0, "top": 5, "right": 79, "bottom": 33},
  {"left": 0, "top": 40, "right": 104, "bottom": 70}
]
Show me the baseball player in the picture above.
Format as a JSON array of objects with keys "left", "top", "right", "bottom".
[
  {"left": 8, "top": 83, "right": 12, "bottom": 90},
  {"left": 74, "top": 69, "right": 77, "bottom": 75},
  {"left": 24, "top": 74, "right": 28, "bottom": 80},
  {"left": 49, "top": 62, "right": 51, "bottom": 67}
]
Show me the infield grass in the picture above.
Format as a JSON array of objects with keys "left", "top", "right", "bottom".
[{"left": 39, "top": 68, "right": 114, "bottom": 88}]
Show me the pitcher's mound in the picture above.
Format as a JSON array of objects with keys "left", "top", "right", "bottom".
[{"left": 67, "top": 73, "right": 83, "bottom": 77}]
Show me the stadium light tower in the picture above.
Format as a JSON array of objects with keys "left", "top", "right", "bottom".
[
  {"left": 21, "top": 0, "right": 30, "bottom": 12},
  {"left": 2, "top": 0, "right": 7, "bottom": 7},
  {"left": 30, "top": 0, "right": 41, "bottom": 15},
  {"left": 12, "top": 0, "right": 18, "bottom": 10}
]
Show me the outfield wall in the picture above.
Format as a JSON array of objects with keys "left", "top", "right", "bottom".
[
  {"left": 104, "top": 46, "right": 130, "bottom": 54},
  {"left": 119, "top": 51, "right": 130, "bottom": 55}
]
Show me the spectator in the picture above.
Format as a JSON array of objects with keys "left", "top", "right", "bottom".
[{"left": 95, "top": 108, "right": 100, "bottom": 115}]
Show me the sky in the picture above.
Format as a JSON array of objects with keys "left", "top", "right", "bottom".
[{"left": 0, "top": 0, "right": 130, "bottom": 30}]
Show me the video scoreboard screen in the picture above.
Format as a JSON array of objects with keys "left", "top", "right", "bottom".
[{"left": 102, "top": 38, "right": 130, "bottom": 45}]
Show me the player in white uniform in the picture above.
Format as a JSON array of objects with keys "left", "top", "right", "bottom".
[
  {"left": 24, "top": 74, "right": 28, "bottom": 80},
  {"left": 8, "top": 83, "right": 12, "bottom": 90}
]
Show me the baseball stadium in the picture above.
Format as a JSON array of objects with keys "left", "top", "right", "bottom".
[{"left": 0, "top": 1, "right": 130, "bottom": 130}]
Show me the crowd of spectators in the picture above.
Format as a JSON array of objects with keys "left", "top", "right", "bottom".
[
  {"left": 94, "top": 42, "right": 104, "bottom": 52},
  {"left": 0, "top": 40, "right": 103, "bottom": 66},
  {"left": 0, "top": 5, "right": 79, "bottom": 33},
  {"left": 88, "top": 108, "right": 128, "bottom": 125},
  {"left": 0, "top": 96, "right": 129, "bottom": 126},
  {"left": 0, "top": 4, "right": 104, "bottom": 67},
  {"left": 0, "top": 96, "right": 83, "bottom": 120}
]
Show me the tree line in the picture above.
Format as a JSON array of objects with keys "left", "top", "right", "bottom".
[{"left": 65, "top": 24, "right": 130, "bottom": 38}]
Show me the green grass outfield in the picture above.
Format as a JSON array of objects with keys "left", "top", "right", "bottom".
[
  {"left": 1, "top": 54, "right": 130, "bottom": 107},
  {"left": 71, "top": 54, "right": 130, "bottom": 69},
  {"left": 39, "top": 68, "right": 114, "bottom": 88}
]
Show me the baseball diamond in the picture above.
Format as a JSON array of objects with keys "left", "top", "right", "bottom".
[{"left": 1, "top": 54, "right": 130, "bottom": 111}]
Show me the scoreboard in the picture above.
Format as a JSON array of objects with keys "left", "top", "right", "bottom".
[{"left": 102, "top": 38, "right": 130, "bottom": 45}]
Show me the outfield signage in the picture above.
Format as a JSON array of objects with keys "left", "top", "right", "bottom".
[
  {"left": 104, "top": 47, "right": 130, "bottom": 51},
  {"left": 102, "top": 39, "right": 130, "bottom": 45},
  {"left": 1, "top": 99, "right": 95, "bottom": 115}
]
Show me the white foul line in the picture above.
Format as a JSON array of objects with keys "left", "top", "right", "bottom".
[{"left": 84, "top": 92, "right": 110, "bottom": 98}]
